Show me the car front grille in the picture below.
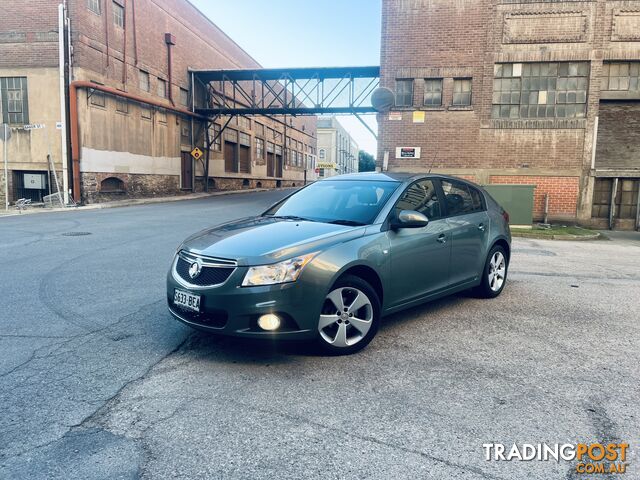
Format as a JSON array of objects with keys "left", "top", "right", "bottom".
[{"left": 174, "top": 251, "right": 237, "bottom": 287}]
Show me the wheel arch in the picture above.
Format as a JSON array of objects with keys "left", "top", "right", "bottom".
[
  {"left": 334, "top": 264, "right": 384, "bottom": 306},
  {"left": 491, "top": 237, "right": 511, "bottom": 262}
]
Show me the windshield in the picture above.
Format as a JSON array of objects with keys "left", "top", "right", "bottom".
[{"left": 264, "top": 180, "right": 400, "bottom": 226}]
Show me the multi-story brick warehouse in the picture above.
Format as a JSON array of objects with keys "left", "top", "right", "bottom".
[
  {"left": 0, "top": 0, "right": 316, "bottom": 205},
  {"left": 378, "top": 0, "right": 640, "bottom": 230}
]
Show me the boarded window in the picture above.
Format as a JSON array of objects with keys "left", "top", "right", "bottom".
[
  {"left": 89, "top": 90, "right": 106, "bottom": 108},
  {"left": 591, "top": 179, "right": 613, "bottom": 219},
  {"left": 100, "top": 177, "right": 125, "bottom": 193},
  {"left": 116, "top": 98, "right": 128, "bottom": 113},
  {"left": 179, "top": 88, "right": 189, "bottom": 106}
]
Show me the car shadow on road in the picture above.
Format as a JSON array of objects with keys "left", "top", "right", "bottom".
[{"left": 178, "top": 291, "right": 476, "bottom": 364}]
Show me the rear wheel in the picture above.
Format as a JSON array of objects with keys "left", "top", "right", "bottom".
[
  {"left": 476, "top": 245, "right": 509, "bottom": 298},
  {"left": 316, "top": 275, "right": 381, "bottom": 355}
]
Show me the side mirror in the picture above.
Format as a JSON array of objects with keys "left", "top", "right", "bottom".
[{"left": 391, "top": 210, "right": 429, "bottom": 229}]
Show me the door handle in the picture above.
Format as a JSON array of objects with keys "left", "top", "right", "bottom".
[
  {"left": 437, "top": 234, "right": 447, "bottom": 244},
  {"left": 478, "top": 223, "right": 486, "bottom": 232}
]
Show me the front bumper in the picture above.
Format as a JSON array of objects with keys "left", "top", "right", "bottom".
[{"left": 166, "top": 258, "right": 324, "bottom": 341}]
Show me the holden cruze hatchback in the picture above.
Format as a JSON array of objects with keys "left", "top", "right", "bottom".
[{"left": 167, "top": 173, "right": 511, "bottom": 355}]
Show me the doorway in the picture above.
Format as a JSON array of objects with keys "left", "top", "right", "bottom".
[
  {"left": 267, "top": 152, "right": 275, "bottom": 177},
  {"left": 181, "top": 152, "right": 193, "bottom": 190}
]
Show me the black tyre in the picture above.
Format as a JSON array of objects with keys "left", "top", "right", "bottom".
[
  {"left": 476, "top": 245, "right": 509, "bottom": 298},
  {"left": 315, "top": 275, "right": 381, "bottom": 355}
]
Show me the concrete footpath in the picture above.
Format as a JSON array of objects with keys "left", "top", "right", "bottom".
[{"left": 0, "top": 187, "right": 291, "bottom": 218}]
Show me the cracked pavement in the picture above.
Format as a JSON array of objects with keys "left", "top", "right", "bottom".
[{"left": 1, "top": 191, "right": 639, "bottom": 479}]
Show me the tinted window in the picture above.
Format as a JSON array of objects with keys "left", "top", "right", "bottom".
[
  {"left": 265, "top": 180, "right": 400, "bottom": 226},
  {"left": 441, "top": 180, "right": 483, "bottom": 216},
  {"left": 395, "top": 180, "right": 442, "bottom": 219}
]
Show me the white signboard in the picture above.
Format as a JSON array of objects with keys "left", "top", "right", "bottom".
[
  {"left": 395, "top": 147, "right": 421, "bottom": 159},
  {"left": 56, "top": 122, "right": 63, "bottom": 130},
  {"left": 23, "top": 123, "right": 46, "bottom": 130}
]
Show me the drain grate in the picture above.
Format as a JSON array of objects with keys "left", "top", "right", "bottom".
[{"left": 62, "top": 232, "right": 92, "bottom": 237}]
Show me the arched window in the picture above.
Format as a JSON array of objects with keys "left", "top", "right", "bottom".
[
  {"left": 319, "top": 149, "right": 326, "bottom": 159},
  {"left": 100, "top": 177, "right": 125, "bottom": 193}
]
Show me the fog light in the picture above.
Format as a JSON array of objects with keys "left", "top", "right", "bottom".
[{"left": 258, "top": 314, "right": 281, "bottom": 331}]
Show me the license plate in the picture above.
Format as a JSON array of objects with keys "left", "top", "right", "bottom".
[{"left": 174, "top": 289, "right": 201, "bottom": 312}]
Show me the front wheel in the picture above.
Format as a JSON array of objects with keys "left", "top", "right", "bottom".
[
  {"left": 316, "top": 275, "right": 381, "bottom": 355},
  {"left": 476, "top": 246, "right": 509, "bottom": 298}
]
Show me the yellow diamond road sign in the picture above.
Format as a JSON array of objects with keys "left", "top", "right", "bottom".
[{"left": 191, "top": 147, "right": 203, "bottom": 160}]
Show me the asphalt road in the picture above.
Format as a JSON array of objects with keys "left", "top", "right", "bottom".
[{"left": 1, "top": 191, "right": 638, "bottom": 480}]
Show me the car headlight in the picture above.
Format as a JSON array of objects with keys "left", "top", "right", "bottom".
[{"left": 242, "top": 252, "right": 318, "bottom": 287}]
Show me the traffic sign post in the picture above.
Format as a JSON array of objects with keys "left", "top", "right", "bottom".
[{"left": 191, "top": 147, "right": 203, "bottom": 161}]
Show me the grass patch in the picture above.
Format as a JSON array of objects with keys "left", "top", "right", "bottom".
[{"left": 511, "top": 225, "right": 599, "bottom": 237}]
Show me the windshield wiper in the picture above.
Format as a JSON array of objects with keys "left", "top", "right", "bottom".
[
  {"left": 327, "top": 219, "right": 366, "bottom": 227},
  {"left": 269, "top": 215, "right": 314, "bottom": 222}
]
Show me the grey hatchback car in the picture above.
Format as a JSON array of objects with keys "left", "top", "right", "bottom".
[{"left": 167, "top": 173, "right": 511, "bottom": 354}]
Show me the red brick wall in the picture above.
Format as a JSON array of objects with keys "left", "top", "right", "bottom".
[
  {"left": 0, "top": 0, "right": 60, "bottom": 68},
  {"left": 489, "top": 175, "right": 580, "bottom": 217}
]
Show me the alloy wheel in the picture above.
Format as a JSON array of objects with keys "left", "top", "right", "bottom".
[
  {"left": 488, "top": 251, "right": 506, "bottom": 292},
  {"left": 318, "top": 287, "right": 373, "bottom": 348}
]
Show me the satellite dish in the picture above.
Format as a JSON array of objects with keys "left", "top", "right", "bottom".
[{"left": 371, "top": 87, "right": 395, "bottom": 113}]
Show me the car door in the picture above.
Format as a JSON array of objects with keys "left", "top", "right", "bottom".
[
  {"left": 441, "top": 179, "right": 490, "bottom": 287},
  {"left": 386, "top": 179, "right": 451, "bottom": 307}
]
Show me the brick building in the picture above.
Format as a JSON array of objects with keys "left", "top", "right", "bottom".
[
  {"left": 0, "top": 0, "right": 316, "bottom": 205},
  {"left": 378, "top": 0, "right": 640, "bottom": 230}
]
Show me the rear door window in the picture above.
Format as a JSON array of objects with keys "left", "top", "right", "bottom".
[{"left": 441, "top": 179, "right": 483, "bottom": 216}]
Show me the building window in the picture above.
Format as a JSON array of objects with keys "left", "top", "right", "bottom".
[
  {"left": 89, "top": 90, "right": 106, "bottom": 108},
  {"left": 157, "top": 78, "right": 167, "bottom": 98},
  {"left": 319, "top": 148, "right": 326, "bottom": 160},
  {"left": 116, "top": 98, "right": 128, "bottom": 113},
  {"left": 208, "top": 123, "right": 221, "bottom": 151},
  {"left": 112, "top": 1, "right": 124, "bottom": 28},
  {"left": 139, "top": 70, "right": 150, "bottom": 92},
  {"left": 255, "top": 122, "right": 264, "bottom": 137},
  {"left": 238, "top": 116, "right": 251, "bottom": 130},
  {"left": 602, "top": 62, "right": 640, "bottom": 92},
  {"left": 395, "top": 79, "right": 413, "bottom": 107},
  {"left": 179, "top": 88, "right": 189, "bottom": 106},
  {"left": 452, "top": 78, "right": 472, "bottom": 106},
  {"left": 87, "top": 0, "right": 101, "bottom": 15},
  {"left": 156, "top": 109, "right": 166, "bottom": 123},
  {"left": 256, "top": 137, "right": 264, "bottom": 160},
  {"left": 141, "top": 106, "right": 152, "bottom": 120},
  {"left": 423, "top": 78, "right": 443, "bottom": 106},
  {"left": 493, "top": 62, "right": 589, "bottom": 119},
  {"left": 0, "top": 77, "right": 29, "bottom": 124}
]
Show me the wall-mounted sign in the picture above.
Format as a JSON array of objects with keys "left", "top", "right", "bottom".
[
  {"left": 317, "top": 162, "right": 337, "bottom": 169},
  {"left": 413, "top": 111, "right": 425, "bottom": 123},
  {"left": 190, "top": 147, "right": 203, "bottom": 160},
  {"left": 388, "top": 112, "right": 402, "bottom": 121},
  {"left": 56, "top": 122, "right": 63, "bottom": 130},
  {"left": 396, "top": 147, "right": 421, "bottom": 159},
  {"left": 23, "top": 124, "right": 45, "bottom": 130}
]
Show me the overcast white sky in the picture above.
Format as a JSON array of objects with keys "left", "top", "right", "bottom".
[{"left": 189, "top": 0, "right": 382, "bottom": 155}]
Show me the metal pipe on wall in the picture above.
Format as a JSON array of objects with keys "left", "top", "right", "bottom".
[
  {"left": 58, "top": 3, "right": 69, "bottom": 204},
  {"left": 69, "top": 81, "right": 204, "bottom": 202}
]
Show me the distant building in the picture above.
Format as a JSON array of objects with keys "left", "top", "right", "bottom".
[
  {"left": 316, "top": 117, "right": 359, "bottom": 178},
  {"left": 0, "top": 0, "right": 316, "bottom": 205},
  {"left": 379, "top": 0, "right": 640, "bottom": 230}
]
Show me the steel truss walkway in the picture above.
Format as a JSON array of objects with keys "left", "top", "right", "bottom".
[{"left": 190, "top": 66, "right": 380, "bottom": 116}]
